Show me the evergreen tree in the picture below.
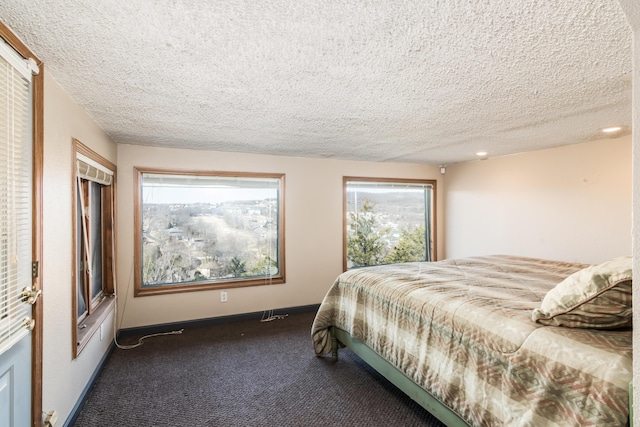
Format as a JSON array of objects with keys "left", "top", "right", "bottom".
[
  {"left": 229, "top": 257, "right": 247, "bottom": 277},
  {"left": 386, "top": 226, "right": 426, "bottom": 263},
  {"left": 347, "top": 199, "right": 389, "bottom": 267}
]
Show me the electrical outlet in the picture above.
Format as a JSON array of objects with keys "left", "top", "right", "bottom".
[{"left": 220, "top": 291, "right": 228, "bottom": 303}]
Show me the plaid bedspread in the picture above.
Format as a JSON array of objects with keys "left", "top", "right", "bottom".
[{"left": 311, "top": 255, "right": 631, "bottom": 427}]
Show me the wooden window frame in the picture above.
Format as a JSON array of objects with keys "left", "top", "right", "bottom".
[
  {"left": 72, "top": 139, "right": 117, "bottom": 357},
  {"left": 343, "top": 176, "right": 437, "bottom": 271},
  {"left": 133, "top": 167, "right": 286, "bottom": 297}
]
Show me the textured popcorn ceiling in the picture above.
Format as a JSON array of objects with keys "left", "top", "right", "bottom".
[{"left": 0, "top": 0, "right": 632, "bottom": 164}]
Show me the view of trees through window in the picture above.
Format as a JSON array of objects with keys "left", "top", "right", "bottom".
[
  {"left": 345, "top": 178, "right": 434, "bottom": 269},
  {"left": 137, "top": 171, "right": 283, "bottom": 290}
]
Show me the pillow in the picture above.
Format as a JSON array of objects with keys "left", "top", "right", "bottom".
[{"left": 531, "top": 256, "right": 632, "bottom": 329}]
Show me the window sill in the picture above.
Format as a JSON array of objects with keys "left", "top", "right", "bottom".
[
  {"left": 135, "top": 276, "right": 285, "bottom": 297},
  {"left": 75, "top": 295, "right": 115, "bottom": 358}
]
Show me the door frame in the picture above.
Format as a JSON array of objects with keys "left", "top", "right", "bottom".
[{"left": 0, "top": 21, "right": 44, "bottom": 427}]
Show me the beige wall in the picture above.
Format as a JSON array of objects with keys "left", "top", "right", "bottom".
[
  {"left": 116, "top": 144, "right": 442, "bottom": 328},
  {"left": 42, "top": 73, "right": 117, "bottom": 422},
  {"left": 443, "top": 136, "right": 632, "bottom": 264}
]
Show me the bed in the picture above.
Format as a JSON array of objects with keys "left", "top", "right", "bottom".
[{"left": 311, "top": 255, "right": 632, "bottom": 427}]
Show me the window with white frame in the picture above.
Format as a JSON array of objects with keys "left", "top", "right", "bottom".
[
  {"left": 344, "top": 177, "right": 436, "bottom": 270},
  {"left": 134, "top": 168, "right": 285, "bottom": 296},
  {"left": 73, "top": 139, "right": 116, "bottom": 356}
]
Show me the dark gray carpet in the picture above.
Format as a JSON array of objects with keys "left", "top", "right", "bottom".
[{"left": 72, "top": 310, "right": 446, "bottom": 427}]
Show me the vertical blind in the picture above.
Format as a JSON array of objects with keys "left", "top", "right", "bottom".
[{"left": 0, "top": 40, "right": 34, "bottom": 357}]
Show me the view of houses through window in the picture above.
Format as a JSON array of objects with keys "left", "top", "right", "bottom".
[
  {"left": 135, "top": 170, "right": 284, "bottom": 294},
  {"left": 345, "top": 177, "right": 435, "bottom": 269}
]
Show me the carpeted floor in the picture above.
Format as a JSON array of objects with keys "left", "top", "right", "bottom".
[{"left": 71, "top": 310, "right": 446, "bottom": 427}]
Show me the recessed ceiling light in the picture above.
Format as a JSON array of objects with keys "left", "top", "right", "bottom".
[
  {"left": 476, "top": 151, "right": 488, "bottom": 157},
  {"left": 602, "top": 126, "right": 622, "bottom": 133}
]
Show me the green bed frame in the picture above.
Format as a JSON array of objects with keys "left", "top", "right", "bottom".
[{"left": 330, "top": 326, "right": 469, "bottom": 427}]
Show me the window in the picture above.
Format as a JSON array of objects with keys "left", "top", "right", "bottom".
[
  {"left": 344, "top": 177, "right": 436, "bottom": 270},
  {"left": 134, "top": 169, "right": 285, "bottom": 296},
  {"left": 73, "top": 139, "right": 116, "bottom": 357}
]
